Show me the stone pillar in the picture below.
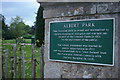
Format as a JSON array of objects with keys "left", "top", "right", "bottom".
[{"left": 38, "top": 2, "right": 120, "bottom": 78}]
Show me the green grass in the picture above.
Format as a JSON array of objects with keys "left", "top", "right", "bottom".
[
  {"left": 2, "top": 44, "right": 41, "bottom": 78},
  {"left": 2, "top": 39, "right": 16, "bottom": 44},
  {"left": 24, "top": 39, "right": 31, "bottom": 44},
  {"left": 2, "top": 39, "right": 31, "bottom": 44}
]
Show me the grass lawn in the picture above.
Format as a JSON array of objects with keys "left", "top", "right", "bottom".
[
  {"left": 24, "top": 39, "right": 31, "bottom": 44},
  {"left": 2, "top": 44, "right": 41, "bottom": 78},
  {"left": 2, "top": 39, "right": 31, "bottom": 44},
  {"left": 2, "top": 39, "right": 16, "bottom": 44}
]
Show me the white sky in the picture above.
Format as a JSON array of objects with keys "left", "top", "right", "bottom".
[
  {"left": 2, "top": 0, "right": 36, "bottom": 2},
  {"left": 1, "top": 0, "right": 40, "bottom": 26}
]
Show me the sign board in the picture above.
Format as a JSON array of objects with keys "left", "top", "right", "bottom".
[{"left": 49, "top": 18, "right": 115, "bottom": 66}]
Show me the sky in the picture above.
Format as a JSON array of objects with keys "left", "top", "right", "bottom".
[{"left": 1, "top": 0, "right": 40, "bottom": 26}]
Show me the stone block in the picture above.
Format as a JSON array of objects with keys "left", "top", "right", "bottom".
[
  {"left": 97, "top": 3, "right": 120, "bottom": 13},
  {"left": 40, "top": 2, "right": 120, "bottom": 78},
  {"left": 41, "top": 2, "right": 120, "bottom": 19}
]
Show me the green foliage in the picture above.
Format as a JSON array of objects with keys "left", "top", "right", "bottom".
[
  {"left": 35, "top": 6, "right": 45, "bottom": 47},
  {"left": 10, "top": 16, "right": 23, "bottom": 24},
  {"left": 1, "top": 15, "right": 32, "bottom": 40},
  {"left": 24, "top": 25, "right": 31, "bottom": 34},
  {"left": 1, "top": 14, "right": 11, "bottom": 39},
  {"left": 23, "top": 34, "right": 32, "bottom": 39},
  {"left": 9, "top": 16, "right": 26, "bottom": 38}
]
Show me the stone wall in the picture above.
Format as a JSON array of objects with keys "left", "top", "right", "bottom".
[{"left": 39, "top": 2, "right": 120, "bottom": 78}]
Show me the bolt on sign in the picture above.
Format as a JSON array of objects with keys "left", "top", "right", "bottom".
[{"left": 49, "top": 18, "right": 115, "bottom": 66}]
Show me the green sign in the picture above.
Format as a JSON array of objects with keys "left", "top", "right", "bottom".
[{"left": 49, "top": 18, "right": 115, "bottom": 66}]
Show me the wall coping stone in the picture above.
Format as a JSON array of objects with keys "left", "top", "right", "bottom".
[
  {"left": 37, "top": 0, "right": 120, "bottom": 2},
  {"left": 38, "top": 2, "right": 120, "bottom": 19}
]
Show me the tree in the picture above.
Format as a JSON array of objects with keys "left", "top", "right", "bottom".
[
  {"left": 9, "top": 16, "right": 26, "bottom": 38},
  {"left": 35, "top": 6, "right": 45, "bottom": 47},
  {"left": 30, "top": 22, "right": 36, "bottom": 35},
  {"left": 22, "top": 25, "right": 33, "bottom": 39},
  {"left": 1, "top": 15, "right": 33, "bottom": 39},
  {"left": 1, "top": 14, "right": 6, "bottom": 38},
  {"left": 1, "top": 14, "right": 11, "bottom": 39},
  {"left": 24, "top": 25, "right": 31, "bottom": 34}
]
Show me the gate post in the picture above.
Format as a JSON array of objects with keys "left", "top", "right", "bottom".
[{"left": 37, "top": 1, "right": 120, "bottom": 78}]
